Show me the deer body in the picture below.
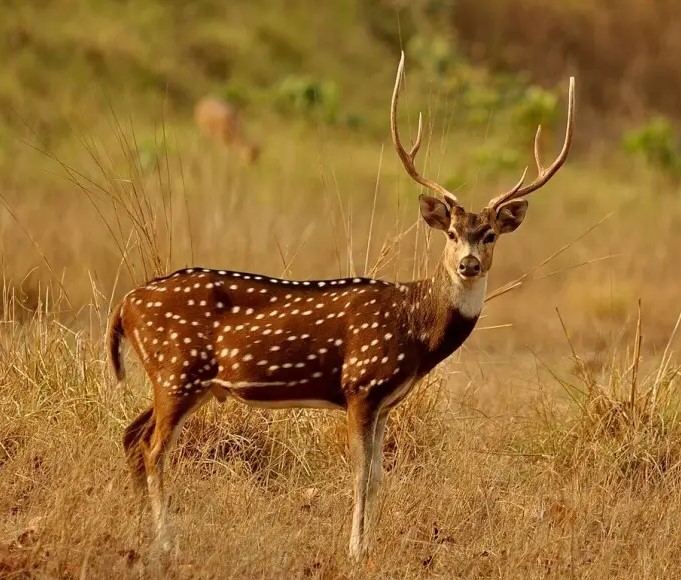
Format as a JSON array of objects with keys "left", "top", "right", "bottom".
[
  {"left": 110, "top": 52, "right": 574, "bottom": 559},
  {"left": 109, "top": 266, "right": 483, "bottom": 555},
  {"left": 110, "top": 264, "right": 484, "bottom": 555},
  {"left": 111, "top": 265, "right": 484, "bottom": 411},
  {"left": 194, "top": 96, "right": 260, "bottom": 163}
]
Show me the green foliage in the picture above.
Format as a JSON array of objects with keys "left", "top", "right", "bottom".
[
  {"left": 219, "top": 83, "right": 255, "bottom": 108},
  {"left": 407, "top": 34, "right": 461, "bottom": 80},
  {"left": 472, "top": 143, "right": 520, "bottom": 177},
  {"left": 341, "top": 113, "right": 366, "bottom": 131},
  {"left": 451, "top": 0, "right": 681, "bottom": 124},
  {"left": 511, "top": 85, "right": 559, "bottom": 139},
  {"left": 442, "top": 172, "right": 467, "bottom": 193},
  {"left": 623, "top": 117, "right": 681, "bottom": 175},
  {"left": 449, "top": 68, "right": 549, "bottom": 133},
  {"left": 461, "top": 85, "right": 503, "bottom": 126},
  {"left": 359, "top": 0, "right": 416, "bottom": 50},
  {"left": 275, "top": 76, "right": 340, "bottom": 124}
]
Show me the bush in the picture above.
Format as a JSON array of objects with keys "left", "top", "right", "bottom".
[
  {"left": 461, "top": 84, "right": 503, "bottom": 126},
  {"left": 407, "top": 34, "right": 461, "bottom": 80},
  {"left": 511, "top": 85, "right": 559, "bottom": 141},
  {"left": 219, "top": 83, "right": 255, "bottom": 108},
  {"left": 274, "top": 75, "right": 340, "bottom": 124},
  {"left": 623, "top": 117, "right": 681, "bottom": 176},
  {"left": 472, "top": 143, "right": 520, "bottom": 177},
  {"left": 341, "top": 113, "right": 366, "bottom": 131},
  {"left": 451, "top": 0, "right": 681, "bottom": 122}
]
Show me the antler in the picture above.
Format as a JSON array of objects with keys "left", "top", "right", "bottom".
[
  {"left": 487, "top": 77, "right": 575, "bottom": 211},
  {"left": 391, "top": 52, "right": 458, "bottom": 207}
]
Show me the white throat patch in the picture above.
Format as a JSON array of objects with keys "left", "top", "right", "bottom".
[
  {"left": 441, "top": 243, "right": 487, "bottom": 319},
  {"left": 448, "top": 272, "right": 487, "bottom": 319}
]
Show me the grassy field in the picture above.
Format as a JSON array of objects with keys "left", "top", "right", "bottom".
[{"left": 2, "top": 1, "right": 681, "bottom": 578}]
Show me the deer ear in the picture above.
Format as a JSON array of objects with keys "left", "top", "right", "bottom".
[
  {"left": 419, "top": 195, "right": 451, "bottom": 231},
  {"left": 495, "top": 200, "right": 528, "bottom": 234}
]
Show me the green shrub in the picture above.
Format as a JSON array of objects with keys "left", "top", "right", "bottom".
[
  {"left": 472, "top": 143, "right": 520, "bottom": 177},
  {"left": 275, "top": 75, "right": 340, "bottom": 124},
  {"left": 442, "top": 172, "right": 466, "bottom": 193},
  {"left": 511, "top": 85, "right": 559, "bottom": 140},
  {"left": 407, "top": 34, "right": 460, "bottom": 80},
  {"left": 623, "top": 117, "right": 681, "bottom": 175},
  {"left": 461, "top": 84, "right": 503, "bottom": 126},
  {"left": 219, "top": 83, "right": 254, "bottom": 107},
  {"left": 341, "top": 113, "right": 366, "bottom": 131}
]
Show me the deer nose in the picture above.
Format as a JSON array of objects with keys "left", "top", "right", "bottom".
[{"left": 458, "top": 256, "right": 481, "bottom": 278}]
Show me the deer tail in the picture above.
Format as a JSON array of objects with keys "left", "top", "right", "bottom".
[{"left": 107, "top": 299, "right": 127, "bottom": 384}]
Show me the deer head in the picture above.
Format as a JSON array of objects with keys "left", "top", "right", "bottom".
[{"left": 391, "top": 52, "right": 575, "bottom": 284}]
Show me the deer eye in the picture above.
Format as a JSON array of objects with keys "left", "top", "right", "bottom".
[
  {"left": 447, "top": 231, "right": 457, "bottom": 241},
  {"left": 483, "top": 232, "right": 497, "bottom": 244}
]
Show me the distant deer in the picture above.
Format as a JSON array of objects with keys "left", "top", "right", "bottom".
[
  {"left": 194, "top": 96, "right": 260, "bottom": 163},
  {"left": 109, "top": 53, "right": 575, "bottom": 559}
]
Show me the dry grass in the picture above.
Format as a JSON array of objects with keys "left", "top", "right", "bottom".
[
  {"left": 2, "top": 143, "right": 681, "bottom": 578},
  {"left": 2, "top": 299, "right": 681, "bottom": 578}
]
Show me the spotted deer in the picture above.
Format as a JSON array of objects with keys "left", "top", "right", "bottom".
[
  {"left": 108, "top": 53, "right": 575, "bottom": 559},
  {"left": 194, "top": 96, "right": 260, "bottom": 163}
]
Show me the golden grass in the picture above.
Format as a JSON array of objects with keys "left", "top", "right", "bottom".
[{"left": 2, "top": 303, "right": 681, "bottom": 578}]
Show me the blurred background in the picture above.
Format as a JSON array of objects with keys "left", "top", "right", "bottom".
[{"left": 2, "top": 0, "right": 681, "bottom": 351}]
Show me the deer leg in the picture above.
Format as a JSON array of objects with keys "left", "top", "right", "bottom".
[
  {"left": 347, "top": 400, "right": 380, "bottom": 560},
  {"left": 365, "top": 409, "right": 389, "bottom": 539},
  {"left": 140, "top": 390, "right": 211, "bottom": 552},
  {"left": 123, "top": 407, "right": 154, "bottom": 491},
  {"left": 139, "top": 418, "right": 174, "bottom": 552}
]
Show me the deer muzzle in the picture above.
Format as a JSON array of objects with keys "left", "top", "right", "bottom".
[{"left": 458, "top": 255, "right": 482, "bottom": 279}]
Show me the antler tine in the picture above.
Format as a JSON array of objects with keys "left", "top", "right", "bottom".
[
  {"left": 534, "top": 125, "right": 545, "bottom": 173},
  {"left": 391, "top": 51, "right": 458, "bottom": 204},
  {"left": 488, "top": 76, "right": 575, "bottom": 211},
  {"left": 409, "top": 112, "right": 423, "bottom": 157},
  {"left": 509, "top": 166, "right": 528, "bottom": 196}
]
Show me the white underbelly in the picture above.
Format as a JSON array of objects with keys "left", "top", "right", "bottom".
[{"left": 209, "top": 381, "right": 344, "bottom": 411}]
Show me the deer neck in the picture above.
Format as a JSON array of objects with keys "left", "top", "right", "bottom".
[
  {"left": 411, "top": 262, "right": 487, "bottom": 318},
  {"left": 405, "top": 263, "right": 486, "bottom": 367}
]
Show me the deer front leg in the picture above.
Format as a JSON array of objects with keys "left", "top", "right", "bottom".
[
  {"left": 365, "top": 409, "right": 388, "bottom": 539},
  {"left": 347, "top": 399, "right": 381, "bottom": 560}
]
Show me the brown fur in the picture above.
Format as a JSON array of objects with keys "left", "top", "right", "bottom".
[
  {"left": 194, "top": 97, "right": 260, "bottom": 163},
  {"left": 122, "top": 407, "right": 154, "bottom": 488},
  {"left": 109, "top": 261, "right": 485, "bottom": 557}
]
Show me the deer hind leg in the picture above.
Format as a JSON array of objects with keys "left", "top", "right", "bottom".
[
  {"left": 123, "top": 407, "right": 155, "bottom": 491},
  {"left": 347, "top": 400, "right": 381, "bottom": 561},
  {"left": 139, "top": 389, "right": 212, "bottom": 552}
]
